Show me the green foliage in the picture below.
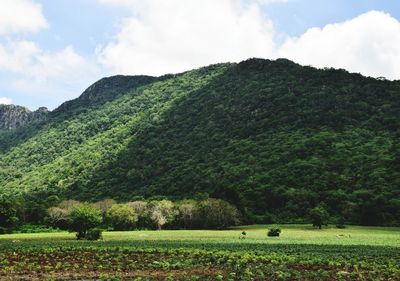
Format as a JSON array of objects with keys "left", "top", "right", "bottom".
[
  {"left": 310, "top": 206, "right": 329, "bottom": 229},
  {"left": 0, "top": 193, "right": 20, "bottom": 229},
  {"left": 267, "top": 228, "right": 281, "bottom": 237},
  {"left": 199, "top": 199, "right": 240, "bottom": 229},
  {"left": 149, "top": 200, "right": 177, "bottom": 230},
  {"left": 86, "top": 228, "right": 103, "bottom": 240},
  {"left": 69, "top": 203, "right": 102, "bottom": 239},
  {"left": 0, "top": 59, "right": 399, "bottom": 226},
  {"left": 14, "top": 224, "right": 60, "bottom": 233},
  {"left": 107, "top": 204, "right": 138, "bottom": 230}
]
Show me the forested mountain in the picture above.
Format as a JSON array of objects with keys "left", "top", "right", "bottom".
[{"left": 0, "top": 58, "right": 399, "bottom": 225}]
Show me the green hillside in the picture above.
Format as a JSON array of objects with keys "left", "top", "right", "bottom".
[{"left": 0, "top": 58, "right": 399, "bottom": 225}]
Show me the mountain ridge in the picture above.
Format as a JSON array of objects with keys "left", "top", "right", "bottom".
[{"left": 0, "top": 58, "right": 399, "bottom": 226}]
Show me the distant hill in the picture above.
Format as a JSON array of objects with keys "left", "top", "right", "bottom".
[{"left": 0, "top": 58, "right": 399, "bottom": 226}]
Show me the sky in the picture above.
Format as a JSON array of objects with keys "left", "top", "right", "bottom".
[{"left": 1, "top": 0, "right": 400, "bottom": 110}]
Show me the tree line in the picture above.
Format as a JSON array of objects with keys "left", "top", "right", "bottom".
[{"left": 0, "top": 195, "right": 241, "bottom": 236}]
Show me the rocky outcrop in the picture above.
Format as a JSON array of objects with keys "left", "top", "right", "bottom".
[{"left": 0, "top": 105, "right": 49, "bottom": 130}]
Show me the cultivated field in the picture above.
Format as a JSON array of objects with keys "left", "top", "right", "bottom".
[{"left": 0, "top": 225, "right": 399, "bottom": 280}]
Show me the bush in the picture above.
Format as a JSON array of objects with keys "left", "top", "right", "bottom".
[
  {"left": 86, "top": 228, "right": 103, "bottom": 240},
  {"left": 267, "top": 228, "right": 281, "bottom": 237},
  {"left": 14, "top": 224, "right": 60, "bottom": 233},
  {"left": 108, "top": 204, "right": 138, "bottom": 230}
]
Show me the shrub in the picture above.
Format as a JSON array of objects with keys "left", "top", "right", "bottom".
[
  {"left": 267, "top": 228, "right": 281, "bottom": 237},
  {"left": 15, "top": 224, "right": 60, "bottom": 233},
  {"left": 108, "top": 204, "right": 138, "bottom": 230},
  {"left": 86, "top": 228, "right": 103, "bottom": 240},
  {"left": 336, "top": 224, "right": 346, "bottom": 229}
]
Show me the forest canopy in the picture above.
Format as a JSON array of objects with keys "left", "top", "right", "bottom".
[{"left": 0, "top": 58, "right": 399, "bottom": 227}]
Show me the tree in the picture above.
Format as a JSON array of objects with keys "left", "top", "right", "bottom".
[
  {"left": 95, "top": 199, "right": 116, "bottom": 221},
  {"left": 0, "top": 194, "right": 19, "bottom": 230},
  {"left": 178, "top": 201, "right": 200, "bottom": 229},
  {"left": 46, "top": 207, "right": 69, "bottom": 229},
  {"left": 149, "top": 200, "right": 177, "bottom": 230},
  {"left": 58, "top": 200, "right": 80, "bottom": 212},
  {"left": 126, "top": 200, "right": 150, "bottom": 228},
  {"left": 199, "top": 199, "right": 240, "bottom": 229},
  {"left": 126, "top": 201, "right": 148, "bottom": 217},
  {"left": 69, "top": 203, "right": 102, "bottom": 239},
  {"left": 108, "top": 204, "right": 138, "bottom": 230},
  {"left": 310, "top": 206, "right": 329, "bottom": 229}
]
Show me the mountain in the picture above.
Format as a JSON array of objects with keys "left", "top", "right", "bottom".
[
  {"left": 0, "top": 58, "right": 399, "bottom": 225},
  {"left": 0, "top": 105, "right": 48, "bottom": 130}
]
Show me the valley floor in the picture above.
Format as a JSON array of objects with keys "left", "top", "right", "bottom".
[{"left": 0, "top": 225, "right": 399, "bottom": 280}]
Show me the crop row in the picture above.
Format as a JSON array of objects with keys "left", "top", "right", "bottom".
[{"left": 0, "top": 246, "right": 398, "bottom": 280}]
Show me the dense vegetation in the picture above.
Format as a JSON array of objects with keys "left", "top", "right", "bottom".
[
  {"left": 0, "top": 58, "right": 399, "bottom": 228},
  {"left": 45, "top": 198, "right": 240, "bottom": 238}
]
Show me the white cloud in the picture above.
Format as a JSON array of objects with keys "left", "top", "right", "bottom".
[
  {"left": 0, "top": 40, "right": 100, "bottom": 103},
  {"left": 255, "top": 0, "right": 289, "bottom": 4},
  {"left": 96, "top": 2, "right": 400, "bottom": 80},
  {"left": 0, "top": 0, "right": 100, "bottom": 107},
  {"left": 279, "top": 11, "right": 400, "bottom": 80},
  {"left": 0, "top": 0, "right": 48, "bottom": 34},
  {"left": 0, "top": 97, "right": 12, "bottom": 105},
  {"left": 97, "top": 0, "right": 136, "bottom": 6},
  {"left": 97, "top": 0, "right": 277, "bottom": 75},
  {"left": 0, "top": 40, "right": 42, "bottom": 73}
]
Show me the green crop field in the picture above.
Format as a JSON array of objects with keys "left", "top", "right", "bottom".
[{"left": 0, "top": 225, "right": 399, "bottom": 280}]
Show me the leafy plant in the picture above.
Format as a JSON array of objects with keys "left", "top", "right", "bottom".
[
  {"left": 267, "top": 228, "right": 281, "bottom": 237},
  {"left": 86, "top": 228, "right": 103, "bottom": 240}
]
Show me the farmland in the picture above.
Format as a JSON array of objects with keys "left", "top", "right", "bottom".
[{"left": 0, "top": 225, "right": 399, "bottom": 280}]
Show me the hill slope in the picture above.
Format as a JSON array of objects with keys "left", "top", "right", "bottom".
[{"left": 0, "top": 59, "right": 399, "bottom": 225}]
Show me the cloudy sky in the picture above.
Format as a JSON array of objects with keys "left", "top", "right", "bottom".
[{"left": 1, "top": 0, "right": 400, "bottom": 110}]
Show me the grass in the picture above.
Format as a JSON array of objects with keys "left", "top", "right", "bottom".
[
  {"left": 1, "top": 224, "right": 399, "bottom": 246},
  {"left": 0, "top": 225, "right": 399, "bottom": 280}
]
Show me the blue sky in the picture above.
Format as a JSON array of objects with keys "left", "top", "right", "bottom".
[{"left": 1, "top": 0, "right": 400, "bottom": 110}]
